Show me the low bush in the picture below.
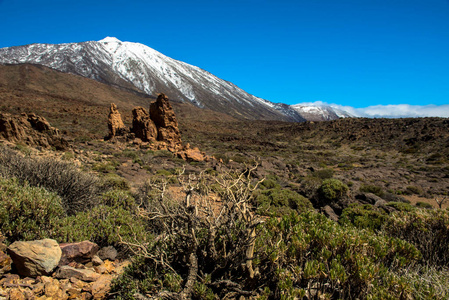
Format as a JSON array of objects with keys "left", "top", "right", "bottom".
[
  {"left": 254, "top": 187, "right": 313, "bottom": 216},
  {"left": 53, "top": 205, "right": 148, "bottom": 249},
  {"left": 339, "top": 203, "right": 388, "bottom": 231},
  {"left": 0, "top": 146, "right": 104, "bottom": 215},
  {"left": 313, "top": 168, "right": 334, "bottom": 179},
  {"left": 416, "top": 201, "right": 433, "bottom": 209},
  {"left": 0, "top": 177, "right": 64, "bottom": 243},
  {"left": 359, "top": 184, "right": 385, "bottom": 198},
  {"left": 405, "top": 185, "right": 424, "bottom": 195},
  {"left": 100, "top": 189, "right": 137, "bottom": 212},
  {"left": 317, "top": 178, "right": 349, "bottom": 202},
  {"left": 256, "top": 212, "right": 421, "bottom": 299},
  {"left": 383, "top": 209, "right": 449, "bottom": 267}
]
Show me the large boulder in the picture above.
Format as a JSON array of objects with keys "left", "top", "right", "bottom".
[
  {"left": 131, "top": 106, "right": 158, "bottom": 142},
  {"left": 59, "top": 241, "right": 100, "bottom": 266},
  {"left": 107, "top": 103, "right": 126, "bottom": 139},
  {"left": 7, "top": 239, "right": 61, "bottom": 277}
]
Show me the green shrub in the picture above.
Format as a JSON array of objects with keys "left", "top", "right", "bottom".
[
  {"left": 102, "top": 173, "right": 130, "bottom": 191},
  {"left": 340, "top": 203, "right": 388, "bottom": 231},
  {"left": 405, "top": 185, "right": 424, "bottom": 195},
  {"left": 359, "top": 184, "right": 385, "bottom": 198},
  {"left": 383, "top": 209, "right": 449, "bottom": 267},
  {"left": 256, "top": 212, "right": 421, "bottom": 299},
  {"left": 387, "top": 202, "right": 415, "bottom": 212},
  {"left": 100, "top": 189, "right": 137, "bottom": 211},
  {"left": 416, "top": 201, "right": 433, "bottom": 209},
  {"left": 111, "top": 255, "right": 182, "bottom": 299},
  {"left": 0, "top": 177, "right": 65, "bottom": 243},
  {"left": 313, "top": 168, "right": 334, "bottom": 179},
  {"left": 299, "top": 176, "right": 322, "bottom": 199},
  {"left": 254, "top": 188, "right": 313, "bottom": 216},
  {"left": 317, "top": 178, "right": 349, "bottom": 202},
  {"left": 53, "top": 205, "right": 148, "bottom": 249}
]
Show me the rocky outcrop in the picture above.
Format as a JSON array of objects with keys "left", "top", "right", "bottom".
[
  {"left": 0, "top": 112, "right": 69, "bottom": 150},
  {"left": 7, "top": 239, "right": 62, "bottom": 277},
  {"left": 107, "top": 103, "right": 126, "bottom": 139},
  {"left": 131, "top": 106, "right": 158, "bottom": 142},
  {"left": 150, "top": 93, "right": 182, "bottom": 151},
  {"left": 106, "top": 94, "right": 207, "bottom": 161}
]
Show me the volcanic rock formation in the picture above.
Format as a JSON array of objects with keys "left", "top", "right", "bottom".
[
  {"left": 106, "top": 103, "right": 126, "bottom": 139},
  {"left": 131, "top": 106, "right": 158, "bottom": 143},
  {"left": 0, "top": 113, "right": 69, "bottom": 150},
  {"left": 107, "top": 94, "right": 206, "bottom": 161},
  {"left": 149, "top": 93, "right": 182, "bottom": 151}
]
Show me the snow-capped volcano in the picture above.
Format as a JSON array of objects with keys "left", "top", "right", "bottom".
[
  {"left": 0, "top": 37, "right": 306, "bottom": 121},
  {"left": 0, "top": 37, "right": 351, "bottom": 121}
]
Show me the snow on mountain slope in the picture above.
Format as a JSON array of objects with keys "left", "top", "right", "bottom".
[
  {"left": 291, "top": 104, "right": 354, "bottom": 121},
  {"left": 0, "top": 37, "right": 305, "bottom": 121}
]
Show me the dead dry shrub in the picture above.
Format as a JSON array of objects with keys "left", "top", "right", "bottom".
[{"left": 114, "top": 166, "right": 264, "bottom": 299}]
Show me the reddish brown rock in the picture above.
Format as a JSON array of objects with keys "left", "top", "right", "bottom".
[
  {"left": 150, "top": 93, "right": 182, "bottom": 151},
  {"left": 106, "top": 103, "right": 126, "bottom": 139},
  {"left": 131, "top": 107, "right": 157, "bottom": 142},
  {"left": 177, "top": 145, "right": 206, "bottom": 162},
  {"left": 59, "top": 241, "right": 100, "bottom": 266}
]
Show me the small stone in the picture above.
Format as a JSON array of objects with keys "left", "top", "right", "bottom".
[
  {"left": 94, "top": 265, "right": 108, "bottom": 274},
  {"left": 91, "top": 256, "right": 103, "bottom": 267},
  {"left": 8, "top": 288, "right": 26, "bottom": 300},
  {"left": 44, "top": 278, "right": 60, "bottom": 297},
  {"left": 97, "top": 246, "right": 117, "bottom": 261},
  {"left": 55, "top": 266, "right": 100, "bottom": 282},
  {"left": 91, "top": 274, "right": 113, "bottom": 299}
]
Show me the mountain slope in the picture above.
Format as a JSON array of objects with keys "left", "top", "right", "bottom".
[{"left": 0, "top": 37, "right": 306, "bottom": 122}]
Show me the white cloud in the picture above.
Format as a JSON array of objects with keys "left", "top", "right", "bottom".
[{"left": 294, "top": 102, "right": 449, "bottom": 118}]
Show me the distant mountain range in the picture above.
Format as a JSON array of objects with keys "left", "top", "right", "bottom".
[{"left": 0, "top": 37, "right": 352, "bottom": 121}]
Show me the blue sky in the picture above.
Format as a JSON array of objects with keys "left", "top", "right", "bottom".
[{"left": 0, "top": 0, "right": 448, "bottom": 114}]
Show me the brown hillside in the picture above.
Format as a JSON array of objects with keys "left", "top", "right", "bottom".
[{"left": 0, "top": 64, "right": 236, "bottom": 141}]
